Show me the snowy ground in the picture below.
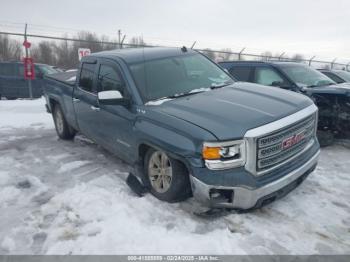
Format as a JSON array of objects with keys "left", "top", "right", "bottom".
[{"left": 0, "top": 98, "right": 349, "bottom": 255}]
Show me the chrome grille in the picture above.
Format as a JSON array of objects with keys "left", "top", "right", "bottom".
[{"left": 257, "top": 114, "right": 316, "bottom": 172}]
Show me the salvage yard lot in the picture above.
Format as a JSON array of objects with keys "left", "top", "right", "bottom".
[{"left": 0, "top": 98, "right": 350, "bottom": 254}]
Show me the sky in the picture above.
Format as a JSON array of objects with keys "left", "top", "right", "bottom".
[{"left": 1, "top": 0, "right": 349, "bottom": 63}]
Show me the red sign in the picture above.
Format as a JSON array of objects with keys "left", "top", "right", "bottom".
[
  {"left": 282, "top": 131, "right": 305, "bottom": 150},
  {"left": 23, "top": 40, "right": 31, "bottom": 49},
  {"left": 23, "top": 57, "right": 35, "bottom": 80}
]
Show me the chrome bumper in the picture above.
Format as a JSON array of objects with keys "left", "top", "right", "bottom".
[{"left": 190, "top": 150, "right": 320, "bottom": 209}]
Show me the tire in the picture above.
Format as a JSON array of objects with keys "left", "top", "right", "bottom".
[
  {"left": 5, "top": 97, "right": 17, "bottom": 100},
  {"left": 53, "top": 104, "right": 76, "bottom": 140},
  {"left": 317, "top": 130, "right": 334, "bottom": 147},
  {"left": 144, "top": 148, "right": 192, "bottom": 202}
]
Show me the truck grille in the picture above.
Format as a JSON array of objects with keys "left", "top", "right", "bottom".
[{"left": 256, "top": 114, "right": 316, "bottom": 173}]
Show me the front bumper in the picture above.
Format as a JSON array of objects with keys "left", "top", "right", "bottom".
[{"left": 190, "top": 149, "right": 320, "bottom": 210}]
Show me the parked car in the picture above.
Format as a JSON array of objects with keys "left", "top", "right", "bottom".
[
  {"left": 0, "top": 61, "right": 60, "bottom": 100},
  {"left": 44, "top": 47, "right": 320, "bottom": 209},
  {"left": 318, "top": 69, "right": 350, "bottom": 84},
  {"left": 219, "top": 61, "right": 350, "bottom": 146}
]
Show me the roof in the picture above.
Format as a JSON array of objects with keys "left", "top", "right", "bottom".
[
  {"left": 0, "top": 61, "right": 51, "bottom": 66},
  {"left": 218, "top": 60, "right": 305, "bottom": 67},
  {"left": 90, "top": 47, "right": 197, "bottom": 64}
]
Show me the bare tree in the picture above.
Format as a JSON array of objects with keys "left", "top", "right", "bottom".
[
  {"left": 31, "top": 41, "right": 57, "bottom": 65},
  {"left": 260, "top": 51, "right": 272, "bottom": 61},
  {"left": 0, "top": 35, "right": 22, "bottom": 61},
  {"left": 218, "top": 48, "right": 233, "bottom": 61},
  {"left": 291, "top": 54, "right": 304, "bottom": 62},
  {"left": 128, "top": 36, "right": 146, "bottom": 48},
  {"left": 201, "top": 48, "right": 216, "bottom": 61}
]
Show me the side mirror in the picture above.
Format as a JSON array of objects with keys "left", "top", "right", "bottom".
[{"left": 98, "top": 90, "right": 129, "bottom": 106}]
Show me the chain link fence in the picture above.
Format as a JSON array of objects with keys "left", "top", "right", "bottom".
[{"left": 1, "top": 30, "right": 349, "bottom": 71}]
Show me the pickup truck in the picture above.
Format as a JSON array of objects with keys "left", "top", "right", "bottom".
[
  {"left": 0, "top": 61, "right": 60, "bottom": 99},
  {"left": 43, "top": 47, "right": 320, "bottom": 210},
  {"left": 219, "top": 61, "right": 350, "bottom": 146}
]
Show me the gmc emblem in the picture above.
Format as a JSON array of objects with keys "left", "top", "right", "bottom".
[{"left": 282, "top": 131, "right": 305, "bottom": 150}]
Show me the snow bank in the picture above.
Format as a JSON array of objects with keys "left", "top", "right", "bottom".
[
  {"left": 0, "top": 98, "right": 53, "bottom": 130},
  {"left": 0, "top": 94, "right": 349, "bottom": 255}
]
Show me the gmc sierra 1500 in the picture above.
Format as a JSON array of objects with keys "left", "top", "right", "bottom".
[{"left": 44, "top": 47, "right": 320, "bottom": 209}]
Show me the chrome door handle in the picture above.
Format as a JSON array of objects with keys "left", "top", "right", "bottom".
[
  {"left": 73, "top": 98, "right": 80, "bottom": 102},
  {"left": 91, "top": 106, "right": 100, "bottom": 112}
]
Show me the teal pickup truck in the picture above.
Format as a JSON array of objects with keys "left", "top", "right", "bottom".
[{"left": 43, "top": 47, "right": 320, "bottom": 210}]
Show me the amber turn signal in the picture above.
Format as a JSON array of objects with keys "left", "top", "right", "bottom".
[{"left": 202, "top": 146, "right": 221, "bottom": 160}]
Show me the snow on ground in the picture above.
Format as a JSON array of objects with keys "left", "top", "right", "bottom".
[{"left": 0, "top": 98, "right": 349, "bottom": 254}]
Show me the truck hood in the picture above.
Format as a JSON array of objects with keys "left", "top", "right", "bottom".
[
  {"left": 306, "top": 83, "right": 350, "bottom": 96},
  {"left": 149, "top": 82, "right": 313, "bottom": 140}
]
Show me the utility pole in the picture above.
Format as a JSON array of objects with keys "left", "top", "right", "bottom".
[{"left": 24, "top": 23, "right": 33, "bottom": 99}]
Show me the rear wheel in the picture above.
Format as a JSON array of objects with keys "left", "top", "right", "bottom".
[
  {"left": 53, "top": 104, "right": 76, "bottom": 140},
  {"left": 144, "top": 148, "right": 191, "bottom": 202},
  {"left": 5, "top": 97, "right": 17, "bottom": 100}
]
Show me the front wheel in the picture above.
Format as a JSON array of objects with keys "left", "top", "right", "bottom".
[
  {"left": 53, "top": 104, "right": 76, "bottom": 140},
  {"left": 144, "top": 149, "right": 192, "bottom": 202}
]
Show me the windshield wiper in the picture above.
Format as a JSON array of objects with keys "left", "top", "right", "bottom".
[
  {"left": 210, "top": 81, "right": 233, "bottom": 89},
  {"left": 168, "top": 90, "right": 205, "bottom": 99},
  {"left": 308, "top": 82, "right": 334, "bottom": 88}
]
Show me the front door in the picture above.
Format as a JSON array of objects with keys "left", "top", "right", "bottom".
[{"left": 95, "top": 60, "right": 136, "bottom": 162}]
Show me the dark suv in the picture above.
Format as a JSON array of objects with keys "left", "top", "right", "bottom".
[
  {"left": 219, "top": 61, "right": 350, "bottom": 145},
  {"left": 0, "top": 61, "right": 59, "bottom": 100},
  {"left": 318, "top": 69, "right": 350, "bottom": 84}
]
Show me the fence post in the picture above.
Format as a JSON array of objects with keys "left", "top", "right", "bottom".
[
  {"left": 191, "top": 41, "right": 196, "bottom": 49},
  {"left": 309, "top": 56, "right": 316, "bottom": 66},
  {"left": 279, "top": 52, "right": 285, "bottom": 61},
  {"left": 238, "top": 47, "right": 245, "bottom": 61},
  {"left": 331, "top": 58, "right": 337, "bottom": 69}
]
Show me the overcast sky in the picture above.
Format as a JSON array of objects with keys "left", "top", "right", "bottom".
[{"left": 1, "top": 0, "right": 349, "bottom": 62}]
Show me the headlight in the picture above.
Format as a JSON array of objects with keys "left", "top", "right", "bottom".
[{"left": 202, "top": 140, "right": 246, "bottom": 170}]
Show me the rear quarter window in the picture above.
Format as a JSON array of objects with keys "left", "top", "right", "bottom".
[{"left": 228, "top": 66, "right": 253, "bottom": 82}]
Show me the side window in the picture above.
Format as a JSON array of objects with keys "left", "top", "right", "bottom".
[
  {"left": 79, "top": 63, "right": 96, "bottom": 92},
  {"left": 0, "top": 64, "right": 16, "bottom": 76},
  {"left": 229, "top": 66, "right": 252, "bottom": 82},
  {"left": 97, "top": 64, "right": 125, "bottom": 94},
  {"left": 322, "top": 72, "right": 344, "bottom": 84},
  {"left": 255, "top": 67, "right": 285, "bottom": 86}
]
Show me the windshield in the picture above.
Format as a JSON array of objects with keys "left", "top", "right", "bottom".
[
  {"left": 335, "top": 70, "right": 350, "bottom": 82},
  {"left": 129, "top": 53, "right": 234, "bottom": 102},
  {"left": 279, "top": 64, "right": 335, "bottom": 88}
]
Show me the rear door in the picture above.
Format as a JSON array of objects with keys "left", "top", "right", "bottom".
[
  {"left": 73, "top": 62, "right": 101, "bottom": 142},
  {"left": 0, "top": 63, "right": 22, "bottom": 98}
]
